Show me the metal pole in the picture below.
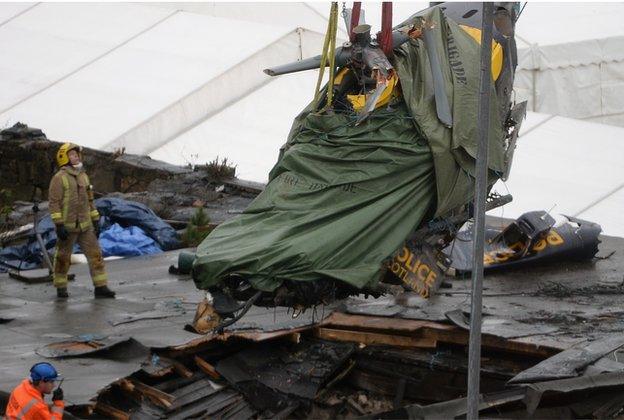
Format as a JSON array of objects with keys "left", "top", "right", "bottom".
[
  {"left": 33, "top": 202, "right": 53, "bottom": 273},
  {"left": 467, "top": 3, "right": 494, "bottom": 419}
]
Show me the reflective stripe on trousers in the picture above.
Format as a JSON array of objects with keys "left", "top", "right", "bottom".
[{"left": 53, "top": 230, "right": 107, "bottom": 288}]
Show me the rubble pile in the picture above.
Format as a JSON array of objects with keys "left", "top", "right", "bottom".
[
  {"left": 80, "top": 311, "right": 624, "bottom": 419},
  {"left": 0, "top": 229, "right": 621, "bottom": 418},
  {"left": 0, "top": 0, "right": 621, "bottom": 417}
]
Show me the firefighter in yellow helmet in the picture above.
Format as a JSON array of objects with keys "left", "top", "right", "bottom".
[{"left": 48, "top": 143, "right": 116, "bottom": 299}]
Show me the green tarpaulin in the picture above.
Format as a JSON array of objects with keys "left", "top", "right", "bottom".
[
  {"left": 192, "top": 8, "right": 505, "bottom": 292},
  {"left": 396, "top": 7, "right": 505, "bottom": 216},
  {"left": 194, "top": 104, "right": 435, "bottom": 291}
]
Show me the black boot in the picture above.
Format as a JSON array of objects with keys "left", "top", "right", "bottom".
[
  {"left": 56, "top": 287, "right": 69, "bottom": 299},
  {"left": 94, "top": 285, "right": 116, "bottom": 299}
]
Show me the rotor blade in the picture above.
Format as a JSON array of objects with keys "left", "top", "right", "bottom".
[
  {"left": 264, "top": 48, "right": 350, "bottom": 76},
  {"left": 264, "top": 31, "right": 409, "bottom": 77},
  {"left": 422, "top": 26, "right": 453, "bottom": 127},
  {"left": 355, "top": 79, "right": 388, "bottom": 125}
]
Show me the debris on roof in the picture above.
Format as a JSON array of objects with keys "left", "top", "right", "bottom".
[
  {"left": 0, "top": 229, "right": 623, "bottom": 417},
  {"left": 0, "top": 2, "right": 622, "bottom": 418}
]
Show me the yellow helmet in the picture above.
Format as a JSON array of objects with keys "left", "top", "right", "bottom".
[{"left": 56, "top": 142, "right": 82, "bottom": 167}]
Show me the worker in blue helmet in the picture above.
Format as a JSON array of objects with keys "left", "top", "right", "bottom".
[{"left": 5, "top": 362, "right": 64, "bottom": 419}]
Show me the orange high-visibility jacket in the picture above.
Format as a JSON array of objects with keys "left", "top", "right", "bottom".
[{"left": 5, "top": 379, "right": 64, "bottom": 420}]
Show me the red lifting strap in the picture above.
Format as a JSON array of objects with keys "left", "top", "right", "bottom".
[
  {"left": 350, "top": 2, "right": 362, "bottom": 42},
  {"left": 379, "top": 1, "right": 393, "bottom": 56}
]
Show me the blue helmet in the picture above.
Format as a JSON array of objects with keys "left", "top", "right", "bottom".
[{"left": 30, "top": 362, "right": 60, "bottom": 382}]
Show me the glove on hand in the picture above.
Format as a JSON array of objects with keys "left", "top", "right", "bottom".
[
  {"left": 93, "top": 221, "right": 101, "bottom": 237},
  {"left": 55, "top": 225, "right": 69, "bottom": 241},
  {"left": 52, "top": 386, "right": 64, "bottom": 401}
]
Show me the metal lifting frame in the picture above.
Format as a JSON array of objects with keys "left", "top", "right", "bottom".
[{"left": 467, "top": 2, "right": 494, "bottom": 419}]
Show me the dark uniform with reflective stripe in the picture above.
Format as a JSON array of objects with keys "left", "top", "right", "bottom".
[
  {"left": 5, "top": 379, "right": 64, "bottom": 420},
  {"left": 48, "top": 165, "right": 107, "bottom": 288}
]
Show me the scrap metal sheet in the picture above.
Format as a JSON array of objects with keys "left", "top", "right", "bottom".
[{"left": 510, "top": 335, "right": 624, "bottom": 383}]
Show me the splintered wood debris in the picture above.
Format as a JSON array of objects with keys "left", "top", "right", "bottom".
[{"left": 69, "top": 311, "right": 624, "bottom": 419}]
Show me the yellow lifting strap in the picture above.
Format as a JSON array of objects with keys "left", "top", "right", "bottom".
[{"left": 313, "top": 2, "right": 339, "bottom": 110}]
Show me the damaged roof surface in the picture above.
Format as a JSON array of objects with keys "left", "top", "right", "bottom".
[
  {"left": 0, "top": 250, "right": 325, "bottom": 404},
  {"left": 345, "top": 234, "right": 624, "bottom": 350},
  {"left": 1, "top": 233, "right": 622, "bottom": 407}
]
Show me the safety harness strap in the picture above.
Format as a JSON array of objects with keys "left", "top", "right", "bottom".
[{"left": 313, "top": 2, "right": 339, "bottom": 110}]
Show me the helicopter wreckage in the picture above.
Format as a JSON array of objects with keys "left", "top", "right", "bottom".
[{"left": 180, "top": 2, "right": 601, "bottom": 333}]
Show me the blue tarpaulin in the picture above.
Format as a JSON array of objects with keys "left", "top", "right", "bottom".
[
  {"left": 97, "top": 223, "right": 162, "bottom": 258},
  {"left": 95, "top": 197, "right": 179, "bottom": 251},
  {"left": 0, "top": 216, "right": 56, "bottom": 272},
  {"left": 0, "top": 198, "right": 178, "bottom": 272}
]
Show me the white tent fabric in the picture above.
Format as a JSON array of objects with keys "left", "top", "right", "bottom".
[
  {"left": 0, "top": 3, "right": 620, "bottom": 236},
  {"left": 0, "top": 2, "right": 35, "bottom": 25},
  {"left": 104, "top": 28, "right": 324, "bottom": 155},
  {"left": 0, "top": 3, "right": 324, "bottom": 153},
  {"left": 490, "top": 111, "right": 624, "bottom": 238},
  {"left": 150, "top": 71, "right": 319, "bottom": 182},
  {"left": 0, "top": 3, "right": 173, "bottom": 114},
  {"left": 514, "top": 3, "right": 624, "bottom": 126},
  {"left": 4, "top": 2, "right": 624, "bottom": 151},
  {"left": 141, "top": 2, "right": 339, "bottom": 37}
]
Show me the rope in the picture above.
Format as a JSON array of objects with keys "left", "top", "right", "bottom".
[{"left": 313, "top": 2, "right": 339, "bottom": 111}]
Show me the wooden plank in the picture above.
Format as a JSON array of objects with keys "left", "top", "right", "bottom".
[
  {"left": 160, "top": 356, "right": 193, "bottom": 378},
  {"left": 140, "top": 362, "right": 175, "bottom": 378},
  {"left": 171, "top": 378, "right": 214, "bottom": 399},
  {"left": 203, "top": 394, "right": 244, "bottom": 418},
  {"left": 314, "top": 327, "right": 437, "bottom": 349},
  {"left": 94, "top": 402, "right": 130, "bottom": 420},
  {"left": 117, "top": 379, "right": 145, "bottom": 405},
  {"left": 323, "top": 313, "right": 560, "bottom": 357},
  {"left": 216, "top": 398, "right": 254, "bottom": 420},
  {"left": 317, "top": 360, "right": 356, "bottom": 398},
  {"left": 127, "top": 379, "right": 175, "bottom": 409},
  {"left": 167, "top": 383, "right": 220, "bottom": 413},
  {"left": 167, "top": 390, "right": 239, "bottom": 420},
  {"left": 153, "top": 372, "right": 206, "bottom": 393},
  {"left": 322, "top": 312, "right": 455, "bottom": 333},
  {"left": 194, "top": 355, "right": 221, "bottom": 379},
  {"left": 419, "top": 326, "right": 559, "bottom": 358},
  {"left": 168, "top": 325, "right": 312, "bottom": 357},
  {"left": 482, "top": 335, "right": 560, "bottom": 358}
]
